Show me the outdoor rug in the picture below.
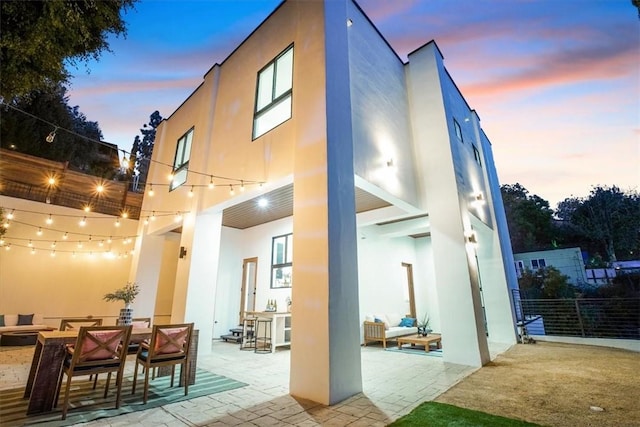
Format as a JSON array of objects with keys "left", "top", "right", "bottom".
[
  {"left": 385, "top": 346, "right": 443, "bottom": 358},
  {"left": 0, "top": 369, "right": 247, "bottom": 426}
]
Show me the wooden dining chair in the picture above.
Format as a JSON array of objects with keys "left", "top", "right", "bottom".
[
  {"left": 131, "top": 323, "right": 194, "bottom": 403},
  {"left": 127, "top": 317, "right": 152, "bottom": 355},
  {"left": 59, "top": 317, "right": 103, "bottom": 331},
  {"left": 56, "top": 325, "right": 132, "bottom": 420}
]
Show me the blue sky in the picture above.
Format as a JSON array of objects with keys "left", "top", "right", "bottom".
[{"left": 66, "top": 0, "right": 639, "bottom": 208}]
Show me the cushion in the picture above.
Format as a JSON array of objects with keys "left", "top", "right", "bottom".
[
  {"left": 0, "top": 315, "right": 4, "bottom": 327},
  {"left": 154, "top": 327, "right": 189, "bottom": 355},
  {"left": 386, "top": 313, "right": 403, "bottom": 327},
  {"left": 78, "top": 330, "right": 122, "bottom": 361},
  {"left": 373, "top": 314, "right": 390, "bottom": 330},
  {"left": 4, "top": 314, "right": 18, "bottom": 327},
  {"left": 132, "top": 320, "right": 150, "bottom": 329},
  {"left": 364, "top": 314, "right": 375, "bottom": 323},
  {"left": 17, "top": 314, "right": 34, "bottom": 325},
  {"left": 399, "top": 317, "right": 416, "bottom": 327}
]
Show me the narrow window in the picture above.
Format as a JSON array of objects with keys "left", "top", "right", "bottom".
[
  {"left": 473, "top": 144, "right": 482, "bottom": 166},
  {"left": 271, "top": 233, "right": 293, "bottom": 288},
  {"left": 454, "top": 119, "right": 463, "bottom": 142},
  {"left": 531, "top": 259, "right": 539, "bottom": 269},
  {"left": 170, "top": 128, "right": 193, "bottom": 191},
  {"left": 253, "top": 45, "right": 294, "bottom": 139},
  {"left": 538, "top": 259, "right": 546, "bottom": 268}
]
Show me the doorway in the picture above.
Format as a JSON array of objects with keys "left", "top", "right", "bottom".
[
  {"left": 239, "top": 257, "right": 258, "bottom": 324},
  {"left": 401, "top": 262, "right": 417, "bottom": 318}
]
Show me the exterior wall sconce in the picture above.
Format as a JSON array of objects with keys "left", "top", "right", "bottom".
[
  {"left": 347, "top": 18, "right": 353, "bottom": 27},
  {"left": 179, "top": 246, "right": 188, "bottom": 259},
  {"left": 386, "top": 158, "right": 394, "bottom": 167},
  {"left": 466, "top": 231, "right": 478, "bottom": 246},
  {"left": 471, "top": 192, "right": 485, "bottom": 209}
]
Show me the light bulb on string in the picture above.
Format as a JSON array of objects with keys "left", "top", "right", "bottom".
[
  {"left": 37, "top": 227, "right": 43, "bottom": 236},
  {"left": 240, "top": 181, "right": 245, "bottom": 192},
  {"left": 72, "top": 252, "right": 76, "bottom": 258},
  {"left": 28, "top": 240, "right": 33, "bottom": 247},
  {"left": 83, "top": 205, "right": 91, "bottom": 213},
  {"left": 188, "top": 186, "right": 194, "bottom": 198},
  {"left": 46, "top": 214, "right": 53, "bottom": 225},
  {"left": 31, "top": 248, "right": 36, "bottom": 255},
  {"left": 99, "top": 240, "right": 104, "bottom": 247},
  {"left": 77, "top": 241, "right": 83, "bottom": 249},
  {"left": 2, "top": 221, "right": 9, "bottom": 229},
  {"left": 50, "top": 250, "right": 56, "bottom": 257},
  {"left": 150, "top": 212, "right": 156, "bottom": 221},
  {"left": 5, "top": 244, "right": 11, "bottom": 251},
  {"left": 45, "top": 127, "right": 57, "bottom": 143},
  {"left": 208, "top": 177, "right": 215, "bottom": 189},
  {"left": 148, "top": 185, "right": 154, "bottom": 197},
  {"left": 121, "top": 211, "right": 128, "bottom": 219},
  {"left": 79, "top": 216, "right": 87, "bottom": 227},
  {"left": 229, "top": 185, "right": 235, "bottom": 195},
  {"left": 62, "top": 232, "right": 68, "bottom": 240},
  {"left": 174, "top": 212, "right": 183, "bottom": 223},
  {"left": 96, "top": 184, "right": 104, "bottom": 193},
  {"left": 47, "top": 177, "right": 56, "bottom": 186},
  {"left": 107, "top": 236, "right": 112, "bottom": 244},
  {"left": 115, "top": 218, "right": 121, "bottom": 227},
  {"left": 51, "top": 241, "right": 56, "bottom": 248},
  {"left": 0, "top": 238, "right": 4, "bottom": 246},
  {"left": 6, "top": 210, "right": 14, "bottom": 220}
]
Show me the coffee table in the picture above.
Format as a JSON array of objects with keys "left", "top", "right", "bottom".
[
  {"left": 0, "top": 331, "right": 41, "bottom": 346},
  {"left": 397, "top": 333, "right": 442, "bottom": 352}
]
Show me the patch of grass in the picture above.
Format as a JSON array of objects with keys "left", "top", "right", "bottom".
[{"left": 388, "top": 402, "right": 541, "bottom": 427}]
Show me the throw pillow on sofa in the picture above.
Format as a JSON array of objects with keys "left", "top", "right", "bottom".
[
  {"left": 399, "top": 317, "right": 416, "bottom": 327},
  {"left": 386, "top": 313, "right": 403, "bottom": 327},
  {"left": 17, "top": 313, "right": 34, "bottom": 325}
]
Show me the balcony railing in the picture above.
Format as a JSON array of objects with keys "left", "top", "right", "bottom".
[{"left": 513, "top": 290, "right": 639, "bottom": 340}]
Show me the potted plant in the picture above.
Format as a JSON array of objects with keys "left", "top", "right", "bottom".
[
  {"left": 417, "top": 313, "right": 432, "bottom": 336},
  {"left": 104, "top": 282, "right": 139, "bottom": 325}
]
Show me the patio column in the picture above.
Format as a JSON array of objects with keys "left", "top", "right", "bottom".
[{"left": 289, "top": 0, "right": 363, "bottom": 405}]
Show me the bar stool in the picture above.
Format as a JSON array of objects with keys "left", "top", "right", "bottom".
[
  {"left": 240, "top": 317, "right": 257, "bottom": 351},
  {"left": 254, "top": 318, "right": 272, "bottom": 354}
]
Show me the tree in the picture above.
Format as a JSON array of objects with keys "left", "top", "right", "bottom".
[
  {"left": 0, "top": 83, "right": 118, "bottom": 177},
  {"left": 556, "top": 186, "right": 640, "bottom": 262},
  {"left": 0, "top": 0, "right": 137, "bottom": 100},
  {"left": 500, "top": 183, "right": 554, "bottom": 253},
  {"left": 128, "top": 111, "right": 162, "bottom": 191},
  {"left": 518, "top": 266, "right": 576, "bottom": 299}
]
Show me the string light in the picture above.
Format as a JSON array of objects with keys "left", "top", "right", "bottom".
[
  {"left": 6, "top": 210, "right": 14, "bottom": 220},
  {"left": 46, "top": 214, "right": 53, "bottom": 225},
  {"left": 31, "top": 248, "right": 36, "bottom": 255},
  {"left": 96, "top": 184, "right": 104, "bottom": 193},
  {"left": 188, "top": 186, "right": 194, "bottom": 198},
  {"left": 208, "top": 177, "right": 215, "bottom": 189},
  {"left": 1, "top": 100, "right": 266, "bottom": 193},
  {"left": 143, "top": 217, "right": 149, "bottom": 225},
  {"left": 28, "top": 240, "right": 33, "bottom": 247},
  {"left": 148, "top": 184, "right": 154, "bottom": 197},
  {"left": 79, "top": 216, "right": 87, "bottom": 227},
  {"left": 37, "top": 227, "right": 43, "bottom": 236},
  {"left": 115, "top": 218, "right": 121, "bottom": 227},
  {"left": 229, "top": 185, "right": 235, "bottom": 195},
  {"left": 62, "top": 232, "right": 68, "bottom": 239},
  {"left": 150, "top": 212, "right": 156, "bottom": 221},
  {"left": 47, "top": 176, "right": 56, "bottom": 186},
  {"left": 83, "top": 205, "right": 91, "bottom": 213},
  {"left": 51, "top": 241, "right": 57, "bottom": 248},
  {"left": 240, "top": 181, "right": 245, "bottom": 192},
  {"left": 121, "top": 212, "right": 128, "bottom": 219}
]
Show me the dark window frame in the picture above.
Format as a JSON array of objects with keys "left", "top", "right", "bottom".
[
  {"left": 270, "top": 232, "right": 293, "bottom": 288},
  {"left": 170, "top": 127, "right": 194, "bottom": 191}
]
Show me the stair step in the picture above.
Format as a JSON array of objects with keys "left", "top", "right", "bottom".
[
  {"left": 229, "top": 328, "right": 243, "bottom": 334},
  {"left": 220, "top": 334, "right": 242, "bottom": 343}
]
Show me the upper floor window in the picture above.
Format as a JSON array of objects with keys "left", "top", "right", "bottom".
[
  {"left": 531, "top": 259, "right": 546, "bottom": 269},
  {"left": 454, "top": 118, "right": 463, "bottom": 143},
  {"left": 472, "top": 144, "right": 482, "bottom": 166},
  {"left": 271, "top": 233, "right": 293, "bottom": 288},
  {"left": 253, "top": 45, "right": 294, "bottom": 139},
  {"left": 170, "top": 128, "right": 193, "bottom": 191}
]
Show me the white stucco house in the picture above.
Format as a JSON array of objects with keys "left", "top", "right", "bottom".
[
  {"left": 514, "top": 247, "right": 588, "bottom": 287},
  {"left": 128, "top": 0, "right": 519, "bottom": 406}
]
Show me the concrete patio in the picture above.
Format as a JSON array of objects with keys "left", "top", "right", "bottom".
[{"left": 0, "top": 339, "right": 512, "bottom": 426}]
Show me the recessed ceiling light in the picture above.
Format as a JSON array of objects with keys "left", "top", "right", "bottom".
[{"left": 258, "top": 198, "right": 269, "bottom": 208}]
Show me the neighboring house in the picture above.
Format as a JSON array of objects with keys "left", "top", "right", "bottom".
[
  {"left": 514, "top": 247, "right": 588, "bottom": 287},
  {"left": 125, "top": 0, "right": 517, "bottom": 406}
]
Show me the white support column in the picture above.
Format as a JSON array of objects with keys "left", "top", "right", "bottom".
[
  {"left": 130, "top": 233, "right": 166, "bottom": 320},
  {"left": 171, "top": 211, "right": 223, "bottom": 355},
  {"left": 289, "top": 0, "right": 362, "bottom": 405},
  {"left": 407, "top": 42, "right": 490, "bottom": 367}
]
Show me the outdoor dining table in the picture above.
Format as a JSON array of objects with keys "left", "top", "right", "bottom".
[{"left": 23, "top": 327, "right": 199, "bottom": 415}]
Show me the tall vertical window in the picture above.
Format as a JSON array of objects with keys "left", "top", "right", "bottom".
[
  {"left": 271, "top": 233, "right": 293, "bottom": 288},
  {"left": 170, "top": 128, "right": 193, "bottom": 191},
  {"left": 472, "top": 144, "right": 482, "bottom": 166},
  {"left": 454, "top": 118, "right": 463, "bottom": 142},
  {"left": 253, "top": 45, "right": 294, "bottom": 139}
]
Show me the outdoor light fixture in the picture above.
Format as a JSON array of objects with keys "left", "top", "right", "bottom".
[
  {"left": 188, "top": 186, "right": 194, "bottom": 197},
  {"left": 45, "top": 127, "right": 57, "bottom": 143},
  {"left": 347, "top": 18, "right": 353, "bottom": 27},
  {"left": 148, "top": 184, "right": 154, "bottom": 196},
  {"left": 258, "top": 197, "right": 269, "bottom": 208},
  {"left": 208, "top": 176, "right": 215, "bottom": 189},
  {"left": 46, "top": 214, "right": 53, "bottom": 225},
  {"left": 229, "top": 185, "right": 235, "bottom": 195},
  {"left": 6, "top": 210, "right": 14, "bottom": 220},
  {"left": 466, "top": 231, "right": 478, "bottom": 246}
]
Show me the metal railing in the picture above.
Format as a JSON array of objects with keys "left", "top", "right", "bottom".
[{"left": 513, "top": 290, "right": 639, "bottom": 340}]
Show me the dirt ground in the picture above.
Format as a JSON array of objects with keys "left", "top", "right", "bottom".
[{"left": 435, "top": 341, "right": 640, "bottom": 427}]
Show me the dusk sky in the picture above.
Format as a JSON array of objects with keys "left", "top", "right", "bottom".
[{"left": 65, "top": 0, "right": 639, "bottom": 209}]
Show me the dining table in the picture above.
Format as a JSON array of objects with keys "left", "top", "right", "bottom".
[{"left": 23, "top": 327, "right": 199, "bottom": 415}]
